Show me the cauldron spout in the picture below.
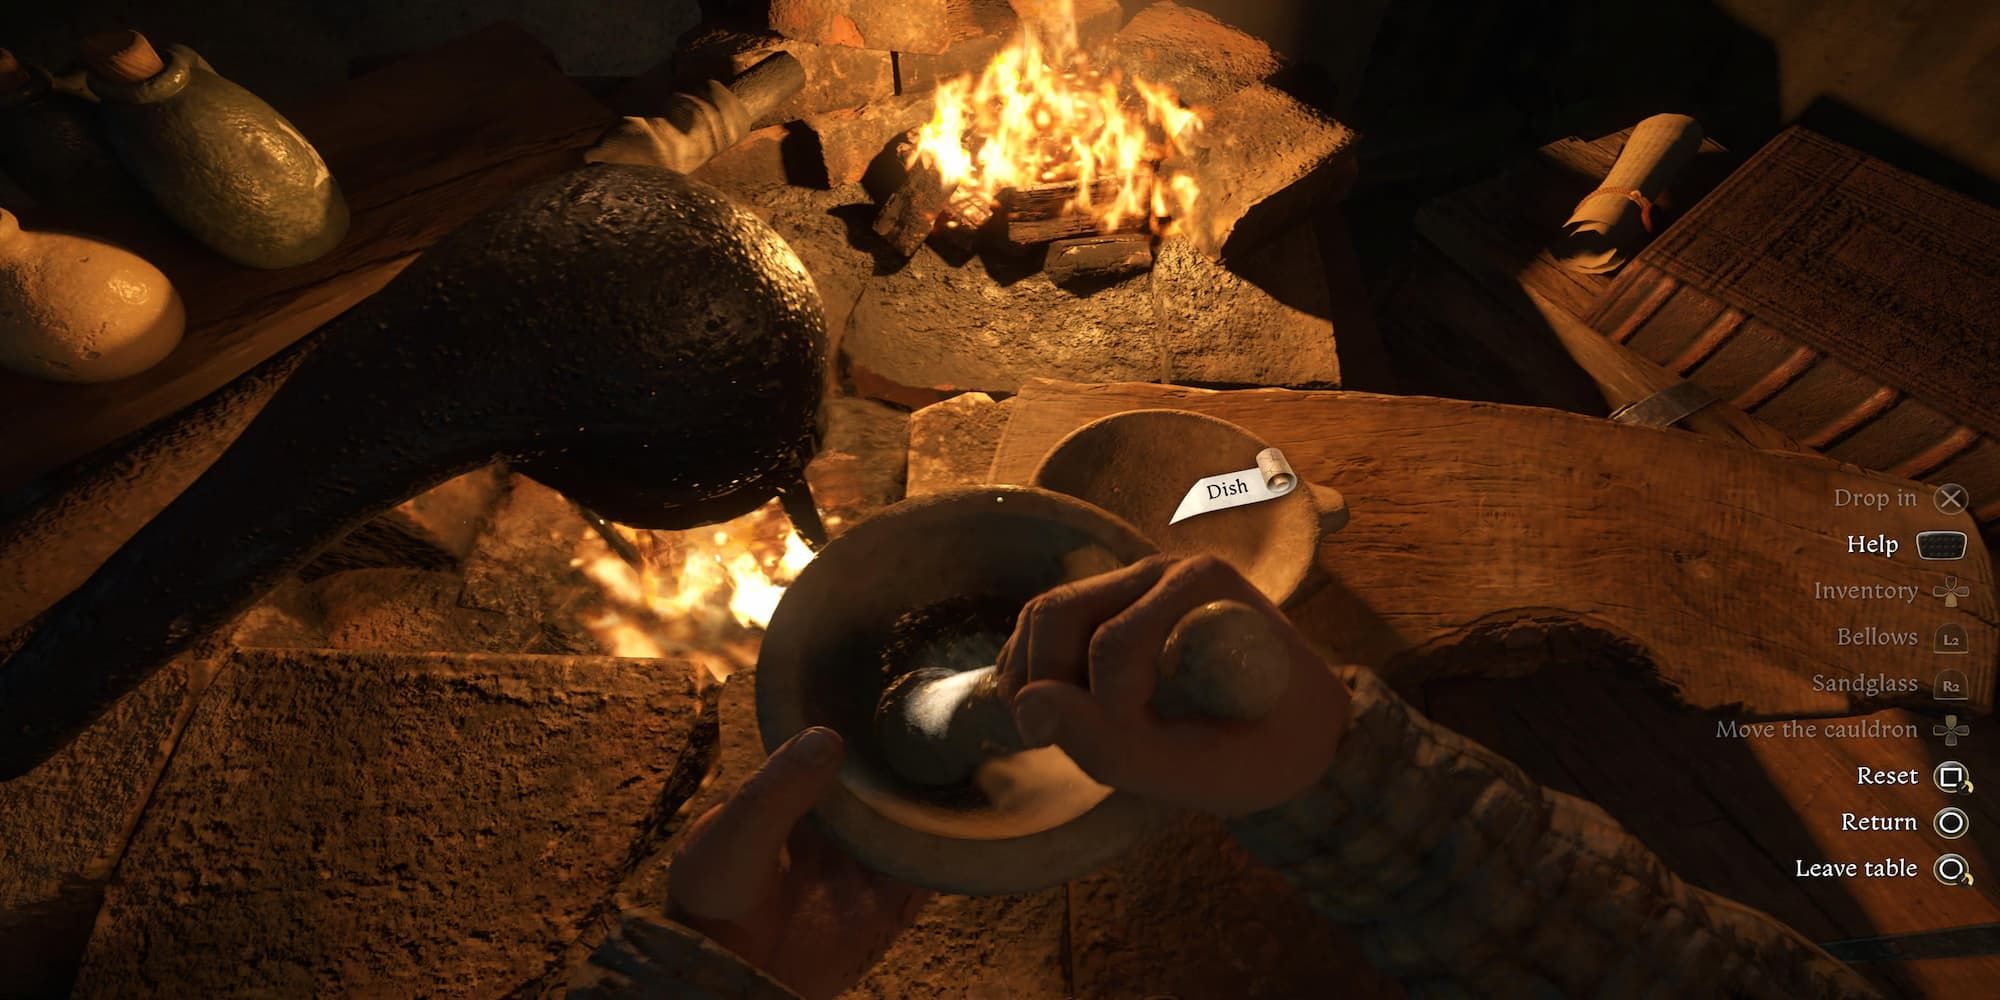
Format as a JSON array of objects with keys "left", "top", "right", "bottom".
[{"left": 0, "top": 164, "right": 826, "bottom": 778}]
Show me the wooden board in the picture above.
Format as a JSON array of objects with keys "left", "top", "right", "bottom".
[
  {"left": 1402, "top": 127, "right": 1799, "bottom": 452},
  {"left": 988, "top": 380, "right": 1996, "bottom": 716},
  {"left": 1588, "top": 128, "right": 2000, "bottom": 534},
  {"left": 0, "top": 23, "right": 615, "bottom": 495}
]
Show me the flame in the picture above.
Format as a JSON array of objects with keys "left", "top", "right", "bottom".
[
  {"left": 572, "top": 499, "right": 814, "bottom": 674},
  {"left": 911, "top": 0, "right": 1203, "bottom": 236}
]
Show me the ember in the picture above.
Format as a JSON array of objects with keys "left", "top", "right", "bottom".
[
  {"left": 573, "top": 498, "right": 814, "bottom": 669},
  {"left": 909, "top": 0, "right": 1203, "bottom": 238}
]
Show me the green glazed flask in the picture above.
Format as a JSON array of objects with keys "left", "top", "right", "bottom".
[
  {"left": 83, "top": 30, "right": 348, "bottom": 269},
  {"left": 0, "top": 49, "right": 146, "bottom": 220}
]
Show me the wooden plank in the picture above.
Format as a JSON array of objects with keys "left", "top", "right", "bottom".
[
  {"left": 1413, "top": 128, "right": 1735, "bottom": 323},
  {"left": 1425, "top": 664, "right": 2000, "bottom": 998},
  {"left": 1404, "top": 127, "right": 1801, "bottom": 452},
  {"left": 988, "top": 380, "right": 1997, "bottom": 717},
  {"left": 0, "top": 23, "right": 615, "bottom": 495}
]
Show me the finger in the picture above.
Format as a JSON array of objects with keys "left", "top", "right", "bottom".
[
  {"left": 670, "top": 726, "right": 844, "bottom": 920},
  {"left": 1011, "top": 679, "right": 1127, "bottom": 780},
  {"left": 1018, "top": 679, "right": 1287, "bottom": 808},
  {"left": 1088, "top": 554, "right": 1264, "bottom": 711},
  {"left": 996, "top": 555, "right": 1173, "bottom": 699}
]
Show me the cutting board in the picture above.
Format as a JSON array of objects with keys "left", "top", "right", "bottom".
[
  {"left": 0, "top": 23, "right": 615, "bottom": 495},
  {"left": 988, "top": 379, "right": 1996, "bottom": 717}
]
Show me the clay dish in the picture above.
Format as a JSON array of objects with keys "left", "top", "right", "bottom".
[{"left": 1030, "top": 409, "right": 1347, "bottom": 605}]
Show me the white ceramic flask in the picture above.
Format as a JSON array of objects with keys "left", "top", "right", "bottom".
[{"left": 0, "top": 208, "right": 184, "bottom": 382}]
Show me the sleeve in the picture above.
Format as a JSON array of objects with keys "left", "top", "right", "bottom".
[
  {"left": 1227, "top": 664, "right": 1882, "bottom": 999},
  {"left": 567, "top": 907, "right": 804, "bottom": 1000}
]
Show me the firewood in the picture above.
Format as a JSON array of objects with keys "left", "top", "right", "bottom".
[
  {"left": 932, "top": 185, "right": 995, "bottom": 251},
  {"left": 1045, "top": 232, "right": 1153, "bottom": 287},
  {"left": 998, "top": 178, "right": 1131, "bottom": 245},
  {"left": 804, "top": 91, "right": 934, "bottom": 187},
  {"left": 873, "top": 156, "right": 954, "bottom": 256}
]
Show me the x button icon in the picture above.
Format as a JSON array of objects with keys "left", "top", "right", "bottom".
[
  {"left": 1935, "top": 483, "right": 1971, "bottom": 516},
  {"left": 1935, "top": 714, "right": 1971, "bottom": 748}
]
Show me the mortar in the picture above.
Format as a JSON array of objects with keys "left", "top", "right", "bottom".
[{"left": 756, "top": 486, "right": 1290, "bottom": 895}]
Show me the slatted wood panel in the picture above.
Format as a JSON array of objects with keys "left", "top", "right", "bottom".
[{"left": 1589, "top": 128, "right": 2000, "bottom": 536}]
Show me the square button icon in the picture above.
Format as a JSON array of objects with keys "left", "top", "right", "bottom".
[{"left": 1919, "top": 531, "right": 1969, "bottom": 561}]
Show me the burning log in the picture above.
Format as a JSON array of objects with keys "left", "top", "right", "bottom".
[
  {"left": 874, "top": 155, "right": 955, "bottom": 256},
  {"left": 1178, "top": 83, "right": 1358, "bottom": 261},
  {"left": 1045, "top": 232, "right": 1154, "bottom": 287},
  {"left": 998, "top": 178, "right": 1135, "bottom": 245},
  {"left": 768, "top": 0, "right": 1008, "bottom": 55}
]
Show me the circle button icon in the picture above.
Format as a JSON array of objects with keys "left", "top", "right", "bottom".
[
  {"left": 1935, "top": 853, "right": 1974, "bottom": 886},
  {"left": 1935, "top": 806, "right": 1970, "bottom": 840}
]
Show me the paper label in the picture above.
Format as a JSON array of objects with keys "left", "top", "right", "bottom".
[{"left": 1168, "top": 448, "right": 1298, "bottom": 525}]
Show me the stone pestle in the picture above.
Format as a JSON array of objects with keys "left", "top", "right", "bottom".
[{"left": 0, "top": 163, "right": 827, "bottom": 779}]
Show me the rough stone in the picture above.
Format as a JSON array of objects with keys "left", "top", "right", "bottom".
[
  {"left": 458, "top": 473, "right": 601, "bottom": 632},
  {"left": 318, "top": 568, "right": 555, "bottom": 653},
  {"left": 844, "top": 222, "right": 1343, "bottom": 401},
  {"left": 1107, "top": 0, "right": 1283, "bottom": 107},
  {"left": 906, "top": 392, "right": 1015, "bottom": 495},
  {"left": 844, "top": 244, "right": 1167, "bottom": 404},
  {"left": 74, "top": 648, "right": 718, "bottom": 999},
  {"left": 806, "top": 396, "right": 910, "bottom": 533},
  {"left": 625, "top": 21, "right": 897, "bottom": 128},
  {"left": 1180, "top": 82, "right": 1359, "bottom": 261},
  {"left": 1152, "top": 227, "right": 1340, "bottom": 386},
  {"left": 0, "top": 649, "right": 216, "bottom": 998},
  {"left": 731, "top": 181, "right": 881, "bottom": 361},
  {"left": 1068, "top": 812, "right": 1405, "bottom": 999},
  {"left": 768, "top": 0, "right": 1008, "bottom": 55}
]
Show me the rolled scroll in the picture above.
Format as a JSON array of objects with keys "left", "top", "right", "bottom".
[{"left": 1555, "top": 113, "right": 1704, "bottom": 274}]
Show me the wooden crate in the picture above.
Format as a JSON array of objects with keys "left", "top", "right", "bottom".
[{"left": 1590, "top": 127, "right": 2000, "bottom": 536}]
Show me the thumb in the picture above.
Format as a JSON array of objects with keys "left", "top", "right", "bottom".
[
  {"left": 1012, "top": 681, "right": 1129, "bottom": 787},
  {"left": 670, "top": 726, "right": 844, "bottom": 920}
]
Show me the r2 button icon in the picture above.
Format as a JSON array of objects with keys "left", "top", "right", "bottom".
[{"left": 1934, "top": 854, "right": 1974, "bottom": 887}]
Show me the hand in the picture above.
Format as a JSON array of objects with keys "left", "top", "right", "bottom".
[
  {"left": 668, "top": 727, "right": 930, "bottom": 1000},
  {"left": 995, "top": 554, "right": 1350, "bottom": 816}
]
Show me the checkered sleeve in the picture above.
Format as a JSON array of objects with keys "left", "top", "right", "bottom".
[{"left": 1228, "top": 665, "right": 1882, "bottom": 999}]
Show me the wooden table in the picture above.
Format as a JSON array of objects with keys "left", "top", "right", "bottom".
[
  {"left": 951, "top": 377, "right": 2000, "bottom": 995},
  {"left": 0, "top": 23, "right": 615, "bottom": 496}
]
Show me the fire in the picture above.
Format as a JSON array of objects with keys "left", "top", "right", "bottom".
[
  {"left": 910, "top": 0, "right": 1203, "bottom": 236},
  {"left": 572, "top": 498, "right": 814, "bottom": 675}
]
